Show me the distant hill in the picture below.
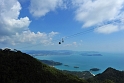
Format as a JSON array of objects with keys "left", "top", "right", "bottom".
[
  {"left": 23, "top": 50, "right": 101, "bottom": 56},
  {"left": 24, "top": 50, "right": 73, "bottom": 56},
  {"left": 0, "top": 48, "right": 86, "bottom": 83},
  {"left": 40, "top": 60, "right": 62, "bottom": 66},
  {"left": 87, "top": 67, "right": 124, "bottom": 83}
]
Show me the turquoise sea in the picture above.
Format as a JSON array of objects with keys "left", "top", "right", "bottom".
[{"left": 34, "top": 52, "right": 124, "bottom": 75}]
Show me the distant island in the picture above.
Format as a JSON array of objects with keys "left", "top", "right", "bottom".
[
  {"left": 25, "top": 50, "right": 73, "bottom": 56},
  {"left": 64, "top": 65, "right": 69, "bottom": 67},
  {"left": 40, "top": 60, "right": 62, "bottom": 66},
  {"left": 90, "top": 68, "right": 100, "bottom": 71},
  {"left": 24, "top": 50, "right": 103, "bottom": 57},
  {"left": 81, "top": 53, "right": 102, "bottom": 56},
  {"left": 74, "top": 66, "right": 79, "bottom": 68}
]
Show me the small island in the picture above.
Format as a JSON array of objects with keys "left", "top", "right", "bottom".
[
  {"left": 40, "top": 60, "right": 62, "bottom": 66},
  {"left": 90, "top": 68, "right": 100, "bottom": 71},
  {"left": 81, "top": 53, "right": 102, "bottom": 56},
  {"left": 74, "top": 66, "right": 79, "bottom": 68},
  {"left": 64, "top": 65, "right": 69, "bottom": 67}
]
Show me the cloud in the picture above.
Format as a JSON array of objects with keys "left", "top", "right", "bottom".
[
  {"left": 95, "top": 24, "right": 119, "bottom": 34},
  {"left": 72, "top": 0, "right": 124, "bottom": 33},
  {"left": 0, "top": 0, "right": 30, "bottom": 36},
  {"left": 0, "top": 0, "right": 59, "bottom": 46},
  {"left": 29, "top": 0, "right": 65, "bottom": 17},
  {"left": 73, "top": 0, "right": 124, "bottom": 27},
  {"left": 0, "top": 30, "right": 58, "bottom": 45},
  {"left": 73, "top": 42, "right": 77, "bottom": 46},
  {"left": 48, "top": 31, "right": 59, "bottom": 37},
  {"left": 64, "top": 42, "right": 82, "bottom": 47}
]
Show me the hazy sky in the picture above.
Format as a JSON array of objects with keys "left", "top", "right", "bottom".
[{"left": 0, "top": 0, "right": 124, "bottom": 52}]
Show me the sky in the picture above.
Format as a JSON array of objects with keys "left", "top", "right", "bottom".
[{"left": 0, "top": 0, "right": 124, "bottom": 52}]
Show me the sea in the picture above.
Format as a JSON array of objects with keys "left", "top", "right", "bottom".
[{"left": 34, "top": 52, "right": 124, "bottom": 75}]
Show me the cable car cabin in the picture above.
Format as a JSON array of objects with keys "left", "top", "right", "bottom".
[
  {"left": 59, "top": 42, "right": 61, "bottom": 44},
  {"left": 62, "top": 38, "right": 64, "bottom": 43}
]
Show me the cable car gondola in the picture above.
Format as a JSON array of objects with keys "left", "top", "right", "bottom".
[
  {"left": 59, "top": 38, "right": 64, "bottom": 44},
  {"left": 59, "top": 41, "right": 61, "bottom": 44},
  {"left": 62, "top": 38, "right": 64, "bottom": 43}
]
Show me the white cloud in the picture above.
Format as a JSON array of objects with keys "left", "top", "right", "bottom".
[
  {"left": 0, "top": 0, "right": 59, "bottom": 46},
  {"left": 0, "top": 0, "right": 30, "bottom": 36},
  {"left": 64, "top": 42, "right": 82, "bottom": 47},
  {"left": 73, "top": 0, "right": 124, "bottom": 27},
  {"left": 3, "top": 31, "right": 58, "bottom": 45},
  {"left": 13, "top": 31, "right": 58, "bottom": 45},
  {"left": 72, "top": 0, "right": 124, "bottom": 34},
  {"left": 73, "top": 42, "right": 77, "bottom": 46},
  {"left": 95, "top": 24, "right": 119, "bottom": 34},
  {"left": 29, "top": 0, "right": 65, "bottom": 17},
  {"left": 48, "top": 31, "right": 59, "bottom": 37}
]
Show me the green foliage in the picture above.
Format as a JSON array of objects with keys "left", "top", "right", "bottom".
[
  {"left": 0, "top": 49, "right": 86, "bottom": 83},
  {"left": 87, "top": 67, "right": 124, "bottom": 83},
  {"left": 62, "top": 70, "right": 93, "bottom": 79},
  {"left": 102, "top": 79, "right": 115, "bottom": 83}
]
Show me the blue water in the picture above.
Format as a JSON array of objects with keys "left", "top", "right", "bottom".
[{"left": 35, "top": 52, "right": 124, "bottom": 75}]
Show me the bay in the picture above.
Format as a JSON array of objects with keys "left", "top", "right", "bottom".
[{"left": 34, "top": 52, "right": 124, "bottom": 75}]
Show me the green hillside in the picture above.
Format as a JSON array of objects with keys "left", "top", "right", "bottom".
[
  {"left": 0, "top": 48, "right": 87, "bottom": 83},
  {"left": 87, "top": 67, "right": 124, "bottom": 83}
]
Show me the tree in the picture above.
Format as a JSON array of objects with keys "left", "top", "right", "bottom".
[{"left": 102, "top": 79, "right": 115, "bottom": 83}]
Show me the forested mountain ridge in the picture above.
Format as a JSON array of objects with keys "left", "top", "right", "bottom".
[
  {"left": 0, "top": 48, "right": 86, "bottom": 83},
  {"left": 87, "top": 67, "right": 124, "bottom": 83}
]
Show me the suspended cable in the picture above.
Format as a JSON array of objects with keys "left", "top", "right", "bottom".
[
  {"left": 17, "top": 27, "right": 96, "bottom": 50},
  {"left": 64, "top": 27, "right": 95, "bottom": 40}
]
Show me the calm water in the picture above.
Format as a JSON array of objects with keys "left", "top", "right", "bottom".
[{"left": 35, "top": 52, "right": 124, "bottom": 75}]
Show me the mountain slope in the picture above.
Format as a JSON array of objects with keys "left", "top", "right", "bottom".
[
  {"left": 87, "top": 67, "right": 124, "bottom": 83},
  {"left": 0, "top": 48, "right": 87, "bottom": 83}
]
